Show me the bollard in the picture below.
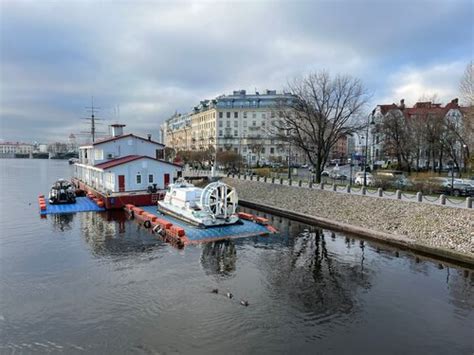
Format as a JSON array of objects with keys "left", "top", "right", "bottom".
[
  {"left": 362, "top": 187, "right": 367, "bottom": 195},
  {"left": 298, "top": 180, "right": 302, "bottom": 187},
  {"left": 396, "top": 190, "right": 402, "bottom": 199},
  {"left": 440, "top": 194, "right": 446, "bottom": 205},
  {"left": 378, "top": 188, "right": 383, "bottom": 197},
  {"left": 320, "top": 182, "right": 325, "bottom": 190},
  {"left": 332, "top": 184, "right": 337, "bottom": 191},
  {"left": 272, "top": 177, "right": 275, "bottom": 184},
  {"left": 280, "top": 178, "right": 283, "bottom": 185},
  {"left": 289, "top": 179, "right": 292, "bottom": 186},
  {"left": 309, "top": 181, "right": 313, "bottom": 188},
  {"left": 466, "top": 197, "right": 472, "bottom": 209},
  {"left": 346, "top": 184, "right": 351, "bottom": 193},
  {"left": 416, "top": 192, "right": 422, "bottom": 202},
  {"left": 238, "top": 173, "right": 241, "bottom": 179},
  {"left": 244, "top": 174, "right": 247, "bottom": 180},
  {"left": 256, "top": 176, "right": 260, "bottom": 181},
  {"left": 250, "top": 175, "right": 253, "bottom": 181}
]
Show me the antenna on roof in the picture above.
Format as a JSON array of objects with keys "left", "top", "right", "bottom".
[{"left": 79, "top": 96, "right": 106, "bottom": 143}]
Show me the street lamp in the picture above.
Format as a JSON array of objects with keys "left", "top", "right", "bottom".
[{"left": 363, "top": 112, "right": 376, "bottom": 187}]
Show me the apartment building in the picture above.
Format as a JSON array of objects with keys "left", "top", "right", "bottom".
[
  {"left": 0, "top": 142, "right": 34, "bottom": 158},
  {"left": 161, "top": 90, "right": 296, "bottom": 166}
]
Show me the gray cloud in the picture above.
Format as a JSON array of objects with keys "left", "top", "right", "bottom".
[{"left": 0, "top": 0, "right": 472, "bottom": 143}]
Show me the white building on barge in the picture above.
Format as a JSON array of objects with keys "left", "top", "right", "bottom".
[{"left": 74, "top": 124, "right": 182, "bottom": 195}]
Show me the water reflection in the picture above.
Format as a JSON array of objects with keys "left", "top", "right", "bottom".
[
  {"left": 200, "top": 241, "right": 237, "bottom": 277},
  {"left": 80, "top": 211, "right": 163, "bottom": 257},
  {"left": 51, "top": 213, "right": 74, "bottom": 232},
  {"left": 261, "top": 227, "right": 372, "bottom": 319}
]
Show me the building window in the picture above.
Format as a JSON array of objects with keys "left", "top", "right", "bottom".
[
  {"left": 226, "top": 112, "right": 231, "bottom": 118},
  {"left": 219, "top": 130, "right": 223, "bottom": 136},
  {"left": 219, "top": 112, "right": 223, "bottom": 118},
  {"left": 226, "top": 121, "right": 230, "bottom": 128},
  {"left": 243, "top": 112, "right": 248, "bottom": 118},
  {"left": 252, "top": 113, "right": 257, "bottom": 118},
  {"left": 234, "top": 112, "right": 238, "bottom": 118},
  {"left": 234, "top": 121, "right": 238, "bottom": 127},
  {"left": 252, "top": 121, "right": 256, "bottom": 126},
  {"left": 243, "top": 121, "right": 247, "bottom": 127},
  {"left": 234, "top": 130, "right": 238, "bottom": 136},
  {"left": 262, "top": 147, "right": 265, "bottom": 154},
  {"left": 136, "top": 174, "right": 142, "bottom": 184},
  {"left": 148, "top": 174, "right": 154, "bottom": 183},
  {"left": 262, "top": 113, "right": 266, "bottom": 118},
  {"left": 218, "top": 121, "right": 223, "bottom": 127},
  {"left": 270, "top": 147, "right": 275, "bottom": 154}
]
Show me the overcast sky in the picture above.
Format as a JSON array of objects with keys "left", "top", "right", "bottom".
[{"left": 0, "top": 0, "right": 472, "bottom": 143}]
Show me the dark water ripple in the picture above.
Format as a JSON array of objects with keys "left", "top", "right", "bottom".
[{"left": 0, "top": 159, "right": 473, "bottom": 354}]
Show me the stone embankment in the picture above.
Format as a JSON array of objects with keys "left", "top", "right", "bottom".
[{"left": 223, "top": 177, "right": 474, "bottom": 265}]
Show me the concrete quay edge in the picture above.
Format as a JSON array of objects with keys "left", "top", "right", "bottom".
[{"left": 239, "top": 199, "right": 474, "bottom": 269}]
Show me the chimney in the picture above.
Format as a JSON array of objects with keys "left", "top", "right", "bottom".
[
  {"left": 452, "top": 98, "right": 459, "bottom": 105},
  {"left": 147, "top": 134, "right": 152, "bottom": 141},
  {"left": 110, "top": 123, "right": 126, "bottom": 137},
  {"left": 399, "top": 99, "right": 405, "bottom": 110}
]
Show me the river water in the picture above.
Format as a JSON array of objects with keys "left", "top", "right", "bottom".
[{"left": 0, "top": 159, "right": 473, "bottom": 354}]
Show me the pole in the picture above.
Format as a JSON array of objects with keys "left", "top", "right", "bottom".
[
  {"left": 288, "top": 141, "right": 291, "bottom": 180},
  {"left": 363, "top": 118, "right": 369, "bottom": 187}
]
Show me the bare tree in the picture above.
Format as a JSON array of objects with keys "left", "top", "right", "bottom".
[
  {"left": 460, "top": 60, "right": 474, "bottom": 106},
  {"left": 459, "top": 61, "right": 474, "bottom": 172},
  {"left": 380, "top": 109, "right": 415, "bottom": 172},
  {"left": 272, "top": 71, "right": 369, "bottom": 183}
]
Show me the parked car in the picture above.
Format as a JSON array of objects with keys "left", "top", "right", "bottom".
[
  {"left": 329, "top": 172, "right": 347, "bottom": 181},
  {"left": 321, "top": 170, "right": 330, "bottom": 177},
  {"left": 433, "top": 181, "right": 474, "bottom": 196},
  {"left": 354, "top": 172, "right": 375, "bottom": 186}
]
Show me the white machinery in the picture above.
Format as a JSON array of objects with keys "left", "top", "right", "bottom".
[{"left": 157, "top": 180, "right": 240, "bottom": 228}]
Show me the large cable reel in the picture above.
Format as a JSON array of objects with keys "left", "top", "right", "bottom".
[{"left": 200, "top": 182, "right": 238, "bottom": 219}]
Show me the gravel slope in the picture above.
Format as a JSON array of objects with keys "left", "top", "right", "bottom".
[{"left": 223, "top": 178, "right": 474, "bottom": 257}]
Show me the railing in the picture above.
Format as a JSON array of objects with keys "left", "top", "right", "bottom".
[{"left": 226, "top": 173, "right": 473, "bottom": 209}]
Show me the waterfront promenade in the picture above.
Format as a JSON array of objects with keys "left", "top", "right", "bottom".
[{"left": 223, "top": 177, "right": 474, "bottom": 265}]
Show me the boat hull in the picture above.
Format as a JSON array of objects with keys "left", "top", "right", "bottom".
[{"left": 157, "top": 202, "right": 241, "bottom": 229}]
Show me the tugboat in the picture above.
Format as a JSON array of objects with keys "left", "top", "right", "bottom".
[
  {"left": 49, "top": 179, "right": 76, "bottom": 204},
  {"left": 157, "top": 179, "right": 240, "bottom": 228}
]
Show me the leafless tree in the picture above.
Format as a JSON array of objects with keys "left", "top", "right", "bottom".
[
  {"left": 379, "top": 109, "right": 415, "bottom": 172},
  {"left": 272, "top": 71, "right": 369, "bottom": 183},
  {"left": 460, "top": 60, "right": 473, "bottom": 106},
  {"left": 459, "top": 61, "right": 474, "bottom": 171}
]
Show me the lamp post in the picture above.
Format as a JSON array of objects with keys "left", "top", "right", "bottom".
[{"left": 363, "top": 113, "right": 376, "bottom": 187}]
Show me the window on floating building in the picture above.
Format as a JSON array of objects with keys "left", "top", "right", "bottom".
[
  {"left": 136, "top": 174, "right": 142, "bottom": 184},
  {"left": 148, "top": 174, "right": 154, "bottom": 183}
]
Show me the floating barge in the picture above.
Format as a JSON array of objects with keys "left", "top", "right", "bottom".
[{"left": 124, "top": 204, "right": 276, "bottom": 248}]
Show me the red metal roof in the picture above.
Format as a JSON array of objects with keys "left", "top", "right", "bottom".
[
  {"left": 92, "top": 134, "right": 164, "bottom": 147},
  {"left": 94, "top": 155, "right": 182, "bottom": 170}
]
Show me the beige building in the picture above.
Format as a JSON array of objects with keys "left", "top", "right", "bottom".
[{"left": 161, "top": 90, "right": 297, "bottom": 166}]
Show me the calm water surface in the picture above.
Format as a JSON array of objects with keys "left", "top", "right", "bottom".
[{"left": 0, "top": 159, "right": 473, "bottom": 354}]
